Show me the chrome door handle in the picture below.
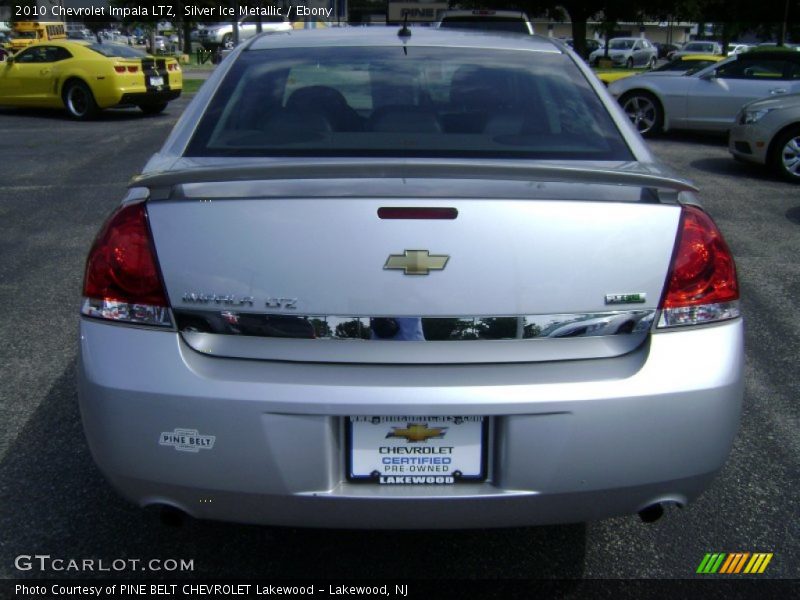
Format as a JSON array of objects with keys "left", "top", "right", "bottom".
[{"left": 769, "top": 88, "right": 788, "bottom": 95}]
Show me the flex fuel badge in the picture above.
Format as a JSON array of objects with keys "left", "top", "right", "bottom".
[{"left": 159, "top": 428, "right": 216, "bottom": 452}]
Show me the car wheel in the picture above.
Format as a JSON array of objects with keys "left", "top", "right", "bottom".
[
  {"left": 222, "top": 33, "right": 233, "bottom": 50},
  {"left": 626, "top": 57, "right": 634, "bottom": 69},
  {"left": 620, "top": 92, "right": 663, "bottom": 137},
  {"left": 771, "top": 125, "right": 800, "bottom": 182},
  {"left": 138, "top": 102, "right": 168, "bottom": 115},
  {"left": 63, "top": 80, "right": 99, "bottom": 120}
]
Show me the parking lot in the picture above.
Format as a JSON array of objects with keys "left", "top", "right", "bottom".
[{"left": 0, "top": 97, "right": 798, "bottom": 581}]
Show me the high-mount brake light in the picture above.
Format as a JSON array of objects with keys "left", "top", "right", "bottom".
[
  {"left": 657, "top": 205, "right": 740, "bottom": 328},
  {"left": 81, "top": 202, "right": 172, "bottom": 328},
  {"left": 378, "top": 207, "right": 458, "bottom": 220}
]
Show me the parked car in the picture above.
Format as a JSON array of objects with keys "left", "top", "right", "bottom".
[
  {"left": 669, "top": 41, "right": 723, "bottom": 60},
  {"left": 608, "top": 50, "right": 800, "bottom": 136},
  {"left": 727, "top": 43, "right": 752, "bottom": 55},
  {"left": 649, "top": 53, "right": 725, "bottom": 75},
  {"left": 729, "top": 92, "right": 800, "bottom": 181},
  {"left": 197, "top": 15, "right": 292, "bottom": 50},
  {"left": 77, "top": 28, "right": 743, "bottom": 529},
  {"left": 437, "top": 10, "right": 534, "bottom": 35},
  {"left": 147, "top": 35, "right": 167, "bottom": 54},
  {"left": 596, "top": 54, "right": 724, "bottom": 87},
  {"left": 0, "top": 40, "right": 181, "bottom": 119},
  {"left": 589, "top": 37, "right": 658, "bottom": 69},
  {"left": 67, "top": 30, "right": 94, "bottom": 41},
  {"left": 564, "top": 37, "right": 600, "bottom": 58},
  {"left": 653, "top": 42, "right": 679, "bottom": 59}
]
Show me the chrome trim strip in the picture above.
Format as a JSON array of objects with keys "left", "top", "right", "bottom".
[
  {"left": 176, "top": 310, "right": 654, "bottom": 364},
  {"left": 175, "top": 310, "right": 655, "bottom": 340}
]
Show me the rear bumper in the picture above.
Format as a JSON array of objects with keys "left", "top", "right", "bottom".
[
  {"left": 118, "top": 90, "right": 181, "bottom": 106},
  {"left": 78, "top": 318, "right": 744, "bottom": 528}
]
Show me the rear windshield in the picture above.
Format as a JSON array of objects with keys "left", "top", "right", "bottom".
[
  {"left": 87, "top": 43, "right": 147, "bottom": 58},
  {"left": 186, "top": 46, "right": 632, "bottom": 161}
]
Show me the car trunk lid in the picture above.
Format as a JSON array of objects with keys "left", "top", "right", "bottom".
[{"left": 141, "top": 161, "right": 688, "bottom": 364}]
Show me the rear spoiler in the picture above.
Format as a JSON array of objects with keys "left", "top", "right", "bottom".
[{"left": 131, "top": 160, "right": 698, "bottom": 199}]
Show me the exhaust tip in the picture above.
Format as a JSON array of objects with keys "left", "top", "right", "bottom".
[
  {"left": 158, "top": 505, "right": 187, "bottom": 527},
  {"left": 638, "top": 503, "right": 665, "bottom": 523}
]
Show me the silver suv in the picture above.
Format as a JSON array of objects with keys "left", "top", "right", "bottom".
[
  {"left": 437, "top": 10, "right": 533, "bottom": 35},
  {"left": 197, "top": 16, "right": 292, "bottom": 50}
]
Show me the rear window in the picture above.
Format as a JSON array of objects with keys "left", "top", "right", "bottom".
[
  {"left": 87, "top": 43, "right": 147, "bottom": 58},
  {"left": 186, "top": 46, "right": 632, "bottom": 161},
  {"left": 609, "top": 40, "right": 635, "bottom": 50}
]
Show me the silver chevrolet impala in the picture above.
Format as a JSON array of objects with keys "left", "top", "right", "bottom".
[{"left": 78, "top": 28, "right": 744, "bottom": 528}]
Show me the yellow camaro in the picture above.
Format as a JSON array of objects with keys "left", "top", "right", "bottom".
[{"left": 0, "top": 39, "right": 182, "bottom": 119}]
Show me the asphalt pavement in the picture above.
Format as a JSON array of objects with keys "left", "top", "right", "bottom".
[{"left": 0, "top": 98, "right": 798, "bottom": 584}]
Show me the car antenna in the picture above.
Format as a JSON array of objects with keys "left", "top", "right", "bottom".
[{"left": 398, "top": 15, "right": 411, "bottom": 39}]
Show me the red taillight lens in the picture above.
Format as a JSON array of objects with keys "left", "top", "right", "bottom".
[
  {"left": 127, "top": 65, "right": 138, "bottom": 73},
  {"left": 658, "top": 206, "right": 740, "bottom": 328},
  {"left": 82, "top": 203, "right": 172, "bottom": 327},
  {"left": 114, "top": 65, "right": 126, "bottom": 73}
]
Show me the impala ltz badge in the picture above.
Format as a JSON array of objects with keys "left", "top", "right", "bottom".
[
  {"left": 384, "top": 250, "right": 449, "bottom": 275},
  {"left": 182, "top": 293, "right": 254, "bottom": 307}
]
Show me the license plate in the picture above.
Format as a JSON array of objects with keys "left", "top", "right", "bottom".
[
  {"left": 348, "top": 416, "right": 486, "bottom": 484},
  {"left": 149, "top": 76, "right": 164, "bottom": 87}
]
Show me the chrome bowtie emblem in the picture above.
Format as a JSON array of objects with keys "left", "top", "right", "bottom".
[{"left": 384, "top": 250, "right": 449, "bottom": 276}]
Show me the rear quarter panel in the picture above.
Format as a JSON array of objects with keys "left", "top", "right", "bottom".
[{"left": 57, "top": 59, "right": 123, "bottom": 107}]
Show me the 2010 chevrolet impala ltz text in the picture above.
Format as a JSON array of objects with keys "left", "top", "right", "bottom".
[{"left": 77, "top": 28, "right": 743, "bottom": 528}]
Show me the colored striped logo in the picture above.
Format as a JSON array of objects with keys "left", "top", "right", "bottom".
[{"left": 697, "top": 553, "right": 773, "bottom": 574}]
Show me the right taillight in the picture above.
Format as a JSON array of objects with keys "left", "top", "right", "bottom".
[
  {"left": 657, "top": 205, "right": 740, "bottom": 328},
  {"left": 81, "top": 202, "right": 172, "bottom": 328}
]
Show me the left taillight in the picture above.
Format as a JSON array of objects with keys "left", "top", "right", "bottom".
[{"left": 81, "top": 202, "right": 172, "bottom": 328}]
